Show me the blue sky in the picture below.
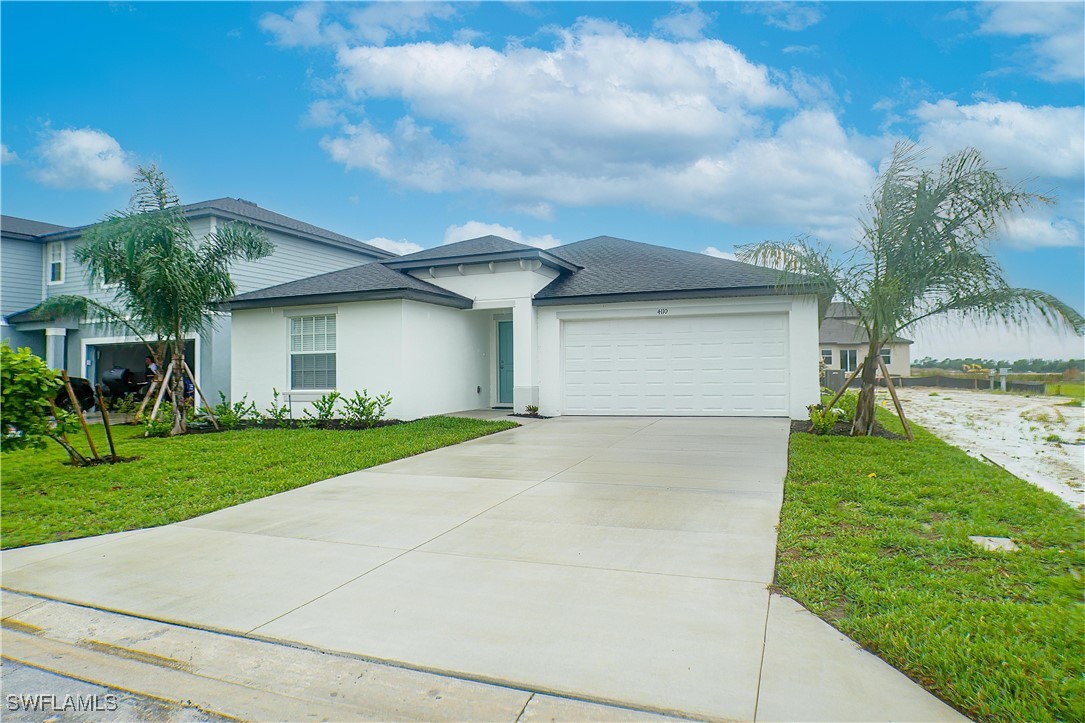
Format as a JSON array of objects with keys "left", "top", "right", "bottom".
[{"left": 2, "top": 1, "right": 1083, "bottom": 358}]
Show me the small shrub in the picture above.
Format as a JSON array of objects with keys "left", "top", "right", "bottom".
[
  {"left": 525, "top": 404, "right": 539, "bottom": 415},
  {"left": 833, "top": 391, "right": 859, "bottom": 423},
  {"left": 342, "top": 389, "right": 393, "bottom": 428},
  {"left": 929, "top": 392, "right": 939, "bottom": 396},
  {"left": 1044, "top": 434, "right": 1066, "bottom": 444},
  {"left": 1, "top": 342, "right": 68, "bottom": 452},
  {"left": 214, "top": 392, "right": 259, "bottom": 430},
  {"left": 807, "top": 404, "right": 840, "bottom": 435},
  {"left": 108, "top": 395, "right": 140, "bottom": 415},
  {"left": 264, "top": 388, "right": 290, "bottom": 424},
  {"left": 144, "top": 403, "right": 174, "bottom": 437},
  {"left": 304, "top": 391, "right": 343, "bottom": 427}
]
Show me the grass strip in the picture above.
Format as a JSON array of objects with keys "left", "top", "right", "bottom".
[
  {"left": 777, "top": 409, "right": 1084, "bottom": 722},
  {"left": 1, "top": 416, "right": 516, "bottom": 549}
]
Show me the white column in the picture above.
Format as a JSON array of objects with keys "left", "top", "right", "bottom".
[
  {"left": 45, "top": 327, "right": 67, "bottom": 370},
  {"left": 512, "top": 298, "right": 538, "bottom": 411}
]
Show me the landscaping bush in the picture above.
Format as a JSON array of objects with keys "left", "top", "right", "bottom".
[
  {"left": 143, "top": 403, "right": 175, "bottom": 438},
  {"left": 264, "top": 388, "right": 290, "bottom": 425},
  {"left": 341, "top": 389, "right": 393, "bottom": 428},
  {"left": 302, "top": 391, "right": 342, "bottom": 427},
  {"left": 1, "top": 343, "right": 67, "bottom": 452},
  {"left": 807, "top": 404, "right": 839, "bottom": 435},
  {"left": 833, "top": 390, "right": 859, "bottom": 423},
  {"left": 213, "top": 392, "right": 260, "bottom": 430}
]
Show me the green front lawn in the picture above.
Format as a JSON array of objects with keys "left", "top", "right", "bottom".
[
  {"left": 1, "top": 416, "right": 516, "bottom": 550},
  {"left": 777, "top": 411, "right": 1084, "bottom": 722}
]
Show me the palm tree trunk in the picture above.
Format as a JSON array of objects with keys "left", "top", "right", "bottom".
[
  {"left": 170, "top": 335, "right": 187, "bottom": 436},
  {"left": 851, "top": 340, "right": 881, "bottom": 436}
]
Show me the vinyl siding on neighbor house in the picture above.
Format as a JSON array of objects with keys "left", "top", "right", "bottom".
[
  {"left": 227, "top": 225, "right": 379, "bottom": 295},
  {"left": 1, "top": 237, "right": 44, "bottom": 316}
]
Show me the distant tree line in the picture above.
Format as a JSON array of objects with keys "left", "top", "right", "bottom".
[{"left": 913, "top": 357, "right": 1084, "bottom": 373}]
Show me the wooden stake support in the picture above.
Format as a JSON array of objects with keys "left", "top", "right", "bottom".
[
  {"left": 61, "top": 370, "right": 101, "bottom": 461},
  {"left": 48, "top": 398, "right": 88, "bottom": 466},
  {"left": 182, "top": 360, "right": 219, "bottom": 430},
  {"left": 877, "top": 355, "right": 914, "bottom": 441},
  {"left": 136, "top": 378, "right": 158, "bottom": 421},
  {"left": 95, "top": 385, "right": 119, "bottom": 462},
  {"left": 149, "top": 362, "right": 175, "bottom": 422},
  {"left": 825, "top": 357, "right": 866, "bottom": 409}
]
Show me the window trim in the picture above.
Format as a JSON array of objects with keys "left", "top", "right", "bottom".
[
  {"left": 46, "top": 241, "right": 65, "bottom": 285},
  {"left": 288, "top": 313, "right": 337, "bottom": 391},
  {"left": 821, "top": 348, "right": 833, "bottom": 367},
  {"left": 880, "top": 347, "right": 892, "bottom": 366}
]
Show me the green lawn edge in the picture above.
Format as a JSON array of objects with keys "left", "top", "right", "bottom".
[
  {"left": 776, "top": 407, "right": 1085, "bottom": 723},
  {"left": 1, "top": 416, "right": 517, "bottom": 550}
]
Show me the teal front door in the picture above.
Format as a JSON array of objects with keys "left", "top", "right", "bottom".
[{"left": 497, "top": 320, "right": 513, "bottom": 405}]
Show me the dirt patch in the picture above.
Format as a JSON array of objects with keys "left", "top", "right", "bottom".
[
  {"left": 894, "top": 388, "right": 1084, "bottom": 510},
  {"left": 790, "top": 419, "right": 904, "bottom": 440}
]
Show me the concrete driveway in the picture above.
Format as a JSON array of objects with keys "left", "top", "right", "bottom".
[{"left": 1, "top": 416, "right": 962, "bottom": 721}]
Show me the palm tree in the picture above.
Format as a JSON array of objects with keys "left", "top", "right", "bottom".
[
  {"left": 41, "top": 165, "right": 273, "bottom": 435},
  {"left": 739, "top": 143, "right": 1084, "bottom": 436}
]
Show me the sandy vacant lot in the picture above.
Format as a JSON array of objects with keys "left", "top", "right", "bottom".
[{"left": 893, "top": 388, "right": 1084, "bottom": 510}]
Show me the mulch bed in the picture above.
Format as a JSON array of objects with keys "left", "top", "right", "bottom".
[
  {"left": 142, "top": 419, "right": 406, "bottom": 434},
  {"left": 508, "top": 413, "right": 551, "bottom": 419},
  {"left": 790, "top": 419, "right": 904, "bottom": 440}
]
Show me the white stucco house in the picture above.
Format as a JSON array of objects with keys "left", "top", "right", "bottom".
[{"left": 226, "top": 235, "right": 824, "bottom": 420}]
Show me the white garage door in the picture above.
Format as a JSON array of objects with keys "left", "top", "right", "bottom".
[{"left": 562, "top": 313, "right": 789, "bottom": 416}]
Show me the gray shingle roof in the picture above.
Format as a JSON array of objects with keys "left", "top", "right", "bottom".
[
  {"left": 386, "top": 235, "right": 535, "bottom": 264},
  {"left": 180, "top": 198, "right": 395, "bottom": 258},
  {"left": 819, "top": 317, "right": 912, "bottom": 344},
  {"left": 227, "top": 261, "right": 471, "bottom": 309},
  {"left": 535, "top": 236, "right": 809, "bottom": 303},
  {"left": 32, "top": 198, "right": 394, "bottom": 259},
  {"left": 826, "top": 302, "right": 860, "bottom": 319},
  {"left": 1, "top": 215, "right": 70, "bottom": 238}
]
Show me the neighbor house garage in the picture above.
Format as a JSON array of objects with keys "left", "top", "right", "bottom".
[{"left": 226, "top": 235, "right": 823, "bottom": 420}]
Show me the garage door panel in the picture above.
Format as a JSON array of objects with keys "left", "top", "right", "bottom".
[{"left": 562, "top": 312, "right": 789, "bottom": 417}]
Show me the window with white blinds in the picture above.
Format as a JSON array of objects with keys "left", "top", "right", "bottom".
[{"left": 290, "top": 314, "right": 336, "bottom": 389}]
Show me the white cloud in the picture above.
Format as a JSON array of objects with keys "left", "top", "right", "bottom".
[
  {"left": 912, "top": 99, "right": 1084, "bottom": 180},
  {"left": 260, "top": 2, "right": 335, "bottom": 48},
  {"left": 998, "top": 211, "right": 1083, "bottom": 250},
  {"left": 260, "top": 1, "right": 456, "bottom": 48},
  {"left": 443, "top": 221, "right": 561, "bottom": 249},
  {"left": 744, "top": 2, "right": 823, "bottom": 31},
  {"left": 347, "top": 2, "right": 456, "bottom": 45},
  {"left": 512, "top": 202, "right": 555, "bottom": 221},
  {"left": 32, "top": 128, "right": 134, "bottom": 191},
  {"left": 364, "top": 236, "right": 424, "bottom": 255},
  {"left": 979, "top": 2, "right": 1084, "bottom": 82},
  {"left": 320, "top": 120, "right": 394, "bottom": 176},
  {"left": 703, "top": 246, "right": 737, "bottom": 260},
  {"left": 310, "top": 18, "right": 881, "bottom": 240},
  {"left": 653, "top": 3, "right": 714, "bottom": 40},
  {"left": 303, "top": 99, "right": 347, "bottom": 127},
  {"left": 1, "top": 143, "right": 18, "bottom": 164},
  {"left": 782, "top": 44, "right": 819, "bottom": 54},
  {"left": 453, "top": 27, "right": 484, "bottom": 45}
]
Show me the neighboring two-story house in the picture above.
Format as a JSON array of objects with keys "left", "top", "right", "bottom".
[
  {"left": 1, "top": 199, "right": 392, "bottom": 402},
  {"left": 818, "top": 302, "right": 912, "bottom": 377}
]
